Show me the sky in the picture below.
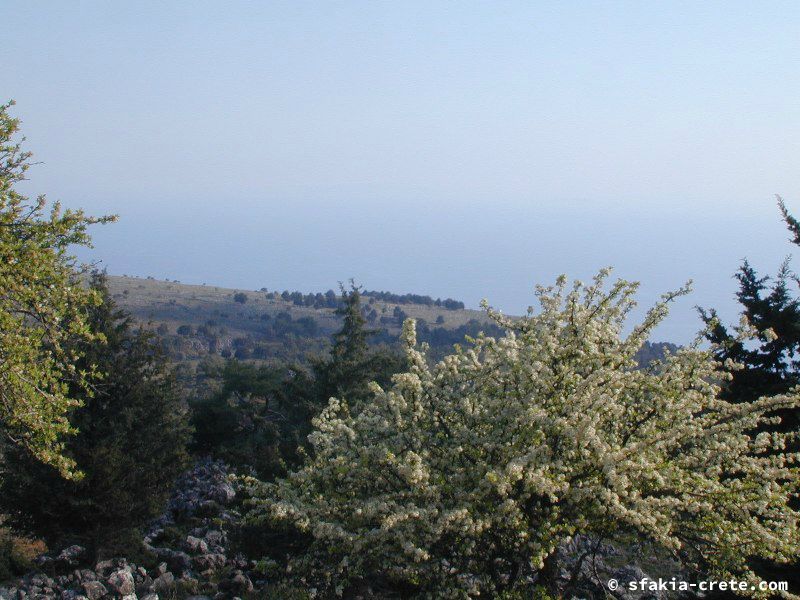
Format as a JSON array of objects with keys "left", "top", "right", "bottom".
[{"left": 5, "top": 1, "right": 800, "bottom": 343}]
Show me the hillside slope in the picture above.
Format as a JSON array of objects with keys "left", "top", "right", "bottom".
[
  {"left": 108, "top": 275, "right": 677, "bottom": 367},
  {"left": 107, "top": 275, "right": 496, "bottom": 364}
]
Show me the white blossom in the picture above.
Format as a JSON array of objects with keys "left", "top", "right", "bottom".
[{"left": 242, "top": 271, "right": 800, "bottom": 598}]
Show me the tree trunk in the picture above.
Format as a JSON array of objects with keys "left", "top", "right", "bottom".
[{"left": 538, "top": 552, "right": 562, "bottom": 598}]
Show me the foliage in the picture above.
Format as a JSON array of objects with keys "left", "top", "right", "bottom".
[
  {"left": 362, "top": 290, "right": 465, "bottom": 310},
  {"left": 311, "top": 284, "right": 402, "bottom": 405},
  {"left": 0, "top": 274, "right": 191, "bottom": 557},
  {"left": 0, "top": 101, "right": 115, "bottom": 477},
  {"left": 243, "top": 271, "right": 800, "bottom": 598},
  {"left": 0, "top": 529, "right": 41, "bottom": 582},
  {"left": 191, "top": 360, "right": 317, "bottom": 479},
  {"left": 699, "top": 196, "right": 800, "bottom": 590},
  {"left": 274, "top": 289, "right": 338, "bottom": 309},
  {"left": 700, "top": 197, "right": 800, "bottom": 417},
  {"left": 416, "top": 318, "right": 505, "bottom": 360},
  {"left": 192, "top": 284, "right": 406, "bottom": 479}
]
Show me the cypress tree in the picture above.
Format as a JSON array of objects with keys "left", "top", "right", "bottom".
[
  {"left": 699, "top": 197, "right": 800, "bottom": 420},
  {"left": 313, "top": 283, "right": 405, "bottom": 406}
]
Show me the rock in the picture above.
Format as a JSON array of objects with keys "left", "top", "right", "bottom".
[
  {"left": 209, "top": 483, "right": 235, "bottom": 505},
  {"left": 28, "top": 575, "right": 52, "bottom": 589},
  {"left": 219, "top": 572, "right": 253, "bottom": 595},
  {"left": 107, "top": 569, "right": 136, "bottom": 596},
  {"left": 0, "top": 461, "right": 256, "bottom": 600},
  {"left": 153, "top": 572, "right": 174, "bottom": 594},
  {"left": 185, "top": 536, "right": 208, "bottom": 555},
  {"left": 537, "top": 534, "right": 687, "bottom": 600},
  {"left": 135, "top": 574, "right": 154, "bottom": 597},
  {"left": 612, "top": 565, "right": 664, "bottom": 600},
  {"left": 203, "top": 531, "right": 224, "bottom": 546},
  {"left": 167, "top": 551, "right": 192, "bottom": 574},
  {"left": 195, "top": 501, "right": 221, "bottom": 518},
  {"left": 191, "top": 553, "right": 226, "bottom": 571},
  {"left": 77, "top": 570, "right": 96, "bottom": 583},
  {"left": 93, "top": 559, "right": 115, "bottom": 575},
  {"left": 81, "top": 581, "right": 108, "bottom": 600},
  {"left": 54, "top": 546, "right": 87, "bottom": 570}
]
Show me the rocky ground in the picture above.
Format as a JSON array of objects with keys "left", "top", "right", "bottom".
[
  {"left": 544, "top": 534, "right": 688, "bottom": 600},
  {"left": 0, "top": 460, "right": 266, "bottom": 600}
]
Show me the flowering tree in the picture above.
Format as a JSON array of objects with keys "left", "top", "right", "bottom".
[
  {"left": 0, "top": 101, "right": 114, "bottom": 478},
  {"left": 243, "top": 271, "right": 800, "bottom": 598}
]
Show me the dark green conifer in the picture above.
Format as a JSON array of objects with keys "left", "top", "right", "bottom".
[
  {"left": 313, "top": 283, "right": 405, "bottom": 405},
  {"left": 700, "top": 198, "right": 800, "bottom": 420}
]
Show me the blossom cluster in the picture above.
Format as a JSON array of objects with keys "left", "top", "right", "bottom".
[{"left": 242, "top": 270, "right": 800, "bottom": 598}]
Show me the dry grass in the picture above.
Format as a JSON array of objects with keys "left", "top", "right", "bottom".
[{"left": 0, "top": 525, "right": 46, "bottom": 581}]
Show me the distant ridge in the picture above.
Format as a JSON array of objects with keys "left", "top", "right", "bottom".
[{"left": 106, "top": 275, "right": 676, "bottom": 368}]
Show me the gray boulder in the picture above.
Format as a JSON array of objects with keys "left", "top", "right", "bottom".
[
  {"left": 184, "top": 536, "right": 208, "bottom": 555},
  {"left": 152, "top": 572, "right": 174, "bottom": 594},
  {"left": 191, "top": 554, "right": 225, "bottom": 572},
  {"left": 81, "top": 581, "right": 107, "bottom": 600},
  {"left": 166, "top": 551, "right": 191, "bottom": 575},
  {"left": 54, "top": 547, "right": 87, "bottom": 570},
  {"left": 107, "top": 569, "right": 135, "bottom": 596},
  {"left": 219, "top": 572, "right": 253, "bottom": 595},
  {"left": 209, "top": 483, "right": 235, "bottom": 505}
]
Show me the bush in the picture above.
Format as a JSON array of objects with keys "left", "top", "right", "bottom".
[
  {"left": 0, "top": 530, "right": 41, "bottom": 582},
  {"left": 242, "top": 272, "right": 800, "bottom": 597},
  {"left": 191, "top": 361, "right": 317, "bottom": 479}
]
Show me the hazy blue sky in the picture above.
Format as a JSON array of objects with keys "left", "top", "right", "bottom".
[{"left": 6, "top": 1, "right": 800, "bottom": 342}]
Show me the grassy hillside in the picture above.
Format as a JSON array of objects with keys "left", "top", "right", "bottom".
[
  {"left": 108, "top": 275, "right": 677, "bottom": 371},
  {"left": 107, "top": 275, "right": 496, "bottom": 365}
]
